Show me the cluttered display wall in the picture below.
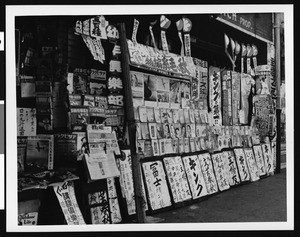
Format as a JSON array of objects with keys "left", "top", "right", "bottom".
[{"left": 16, "top": 14, "right": 277, "bottom": 225}]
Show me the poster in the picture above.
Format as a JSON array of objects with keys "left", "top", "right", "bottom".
[
  {"left": 244, "top": 148, "right": 260, "bottom": 182},
  {"left": 142, "top": 161, "right": 172, "bottom": 210},
  {"left": 182, "top": 155, "right": 208, "bottom": 199},
  {"left": 262, "top": 143, "right": 274, "bottom": 175},
  {"left": 231, "top": 71, "right": 241, "bottom": 125},
  {"left": 198, "top": 153, "right": 218, "bottom": 195},
  {"left": 222, "top": 151, "right": 241, "bottom": 186},
  {"left": 221, "top": 70, "right": 232, "bottom": 126},
  {"left": 17, "top": 108, "right": 37, "bottom": 136},
  {"left": 233, "top": 148, "right": 250, "bottom": 182},
  {"left": 209, "top": 66, "right": 222, "bottom": 126},
  {"left": 144, "top": 73, "right": 158, "bottom": 107},
  {"left": 163, "top": 156, "right": 192, "bottom": 203},
  {"left": 252, "top": 145, "right": 267, "bottom": 176},
  {"left": 211, "top": 153, "right": 230, "bottom": 191},
  {"left": 170, "top": 79, "right": 181, "bottom": 109},
  {"left": 130, "top": 71, "right": 144, "bottom": 106},
  {"left": 53, "top": 181, "right": 86, "bottom": 225},
  {"left": 157, "top": 76, "right": 170, "bottom": 108}
]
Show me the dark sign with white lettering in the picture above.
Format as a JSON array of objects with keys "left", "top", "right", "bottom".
[{"left": 216, "top": 13, "right": 273, "bottom": 42}]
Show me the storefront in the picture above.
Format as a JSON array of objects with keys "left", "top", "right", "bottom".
[{"left": 15, "top": 12, "right": 281, "bottom": 225}]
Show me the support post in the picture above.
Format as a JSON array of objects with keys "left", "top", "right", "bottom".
[
  {"left": 274, "top": 13, "right": 282, "bottom": 174},
  {"left": 119, "top": 23, "right": 146, "bottom": 223}
]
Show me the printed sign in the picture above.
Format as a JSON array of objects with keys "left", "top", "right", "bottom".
[
  {"left": 54, "top": 181, "right": 86, "bottom": 225},
  {"left": 182, "top": 155, "right": 208, "bottom": 199},
  {"left": 17, "top": 108, "right": 37, "bottom": 136},
  {"left": 244, "top": 148, "right": 260, "bottom": 182},
  {"left": 163, "top": 156, "right": 192, "bottom": 203},
  {"left": 209, "top": 66, "right": 222, "bottom": 125},
  {"left": 127, "top": 39, "right": 196, "bottom": 78},
  {"left": 198, "top": 153, "right": 218, "bottom": 195},
  {"left": 222, "top": 151, "right": 241, "bottom": 186},
  {"left": 233, "top": 148, "right": 250, "bottom": 182},
  {"left": 142, "top": 161, "right": 172, "bottom": 210}
]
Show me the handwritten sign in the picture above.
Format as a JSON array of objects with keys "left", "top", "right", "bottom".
[
  {"left": 233, "top": 148, "right": 250, "bottom": 182},
  {"left": 244, "top": 148, "right": 260, "bottom": 182},
  {"left": 163, "top": 156, "right": 192, "bottom": 203},
  {"left": 262, "top": 143, "right": 274, "bottom": 175},
  {"left": 252, "top": 145, "right": 267, "bottom": 176},
  {"left": 221, "top": 70, "right": 232, "bottom": 125},
  {"left": 88, "top": 190, "right": 111, "bottom": 224},
  {"left": 182, "top": 155, "right": 208, "bottom": 199},
  {"left": 142, "top": 161, "right": 172, "bottom": 210},
  {"left": 209, "top": 67, "right": 222, "bottom": 126},
  {"left": 106, "top": 178, "right": 122, "bottom": 223},
  {"left": 211, "top": 153, "right": 230, "bottom": 191},
  {"left": 198, "top": 153, "right": 218, "bottom": 195},
  {"left": 53, "top": 181, "right": 86, "bottom": 225},
  {"left": 231, "top": 71, "right": 241, "bottom": 125},
  {"left": 127, "top": 39, "right": 196, "bottom": 78},
  {"left": 17, "top": 108, "right": 36, "bottom": 136},
  {"left": 222, "top": 151, "right": 241, "bottom": 186}
]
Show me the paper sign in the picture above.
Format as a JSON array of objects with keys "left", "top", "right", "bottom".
[
  {"left": 221, "top": 70, "right": 232, "bottom": 125},
  {"left": 182, "top": 155, "right": 208, "bottom": 199},
  {"left": 88, "top": 190, "right": 110, "bottom": 224},
  {"left": 198, "top": 153, "right": 218, "bottom": 195},
  {"left": 252, "top": 145, "right": 266, "bottom": 176},
  {"left": 107, "top": 178, "right": 122, "bottom": 223},
  {"left": 209, "top": 67, "right": 222, "bottom": 126},
  {"left": 17, "top": 108, "right": 36, "bottom": 136},
  {"left": 222, "top": 151, "right": 240, "bottom": 186},
  {"left": 233, "top": 148, "right": 250, "bottom": 182},
  {"left": 211, "top": 153, "right": 230, "bottom": 191},
  {"left": 142, "top": 161, "right": 172, "bottom": 210},
  {"left": 18, "top": 212, "right": 38, "bottom": 225},
  {"left": 54, "top": 181, "right": 85, "bottom": 225},
  {"left": 244, "top": 148, "right": 260, "bottom": 182},
  {"left": 163, "top": 156, "right": 192, "bottom": 203},
  {"left": 262, "top": 143, "right": 274, "bottom": 175},
  {"left": 231, "top": 71, "right": 241, "bottom": 125}
]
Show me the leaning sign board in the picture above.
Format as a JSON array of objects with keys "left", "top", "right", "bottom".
[{"left": 216, "top": 13, "right": 273, "bottom": 43}]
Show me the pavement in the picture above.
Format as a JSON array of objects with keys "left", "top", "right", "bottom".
[{"left": 151, "top": 168, "right": 287, "bottom": 223}]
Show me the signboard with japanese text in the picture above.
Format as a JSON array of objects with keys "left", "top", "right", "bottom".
[
  {"left": 216, "top": 13, "right": 273, "bottom": 42},
  {"left": 106, "top": 177, "right": 122, "bottom": 223},
  {"left": 233, "top": 148, "right": 250, "bottom": 182},
  {"left": 209, "top": 66, "right": 222, "bottom": 126},
  {"left": 262, "top": 143, "right": 274, "bottom": 175},
  {"left": 244, "top": 148, "right": 260, "bottom": 182},
  {"left": 53, "top": 181, "right": 86, "bottom": 225},
  {"left": 182, "top": 155, "right": 208, "bottom": 199},
  {"left": 252, "top": 145, "right": 267, "bottom": 176},
  {"left": 211, "top": 153, "right": 230, "bottom": 191},
  {"left": 88, "top": 190, "right": 111, "bottom": 224},
  {"left": 198, "top": 153, "right": 218, "bottom": 195},
  {"left": 163, "top": 156, "right": 192, "bottom": 203},
  {"left": 222, "top": 151, "right": 241, "bottom": 186},
  {"left": 17, "top": 108, "right": 37, "bottom": 136},
  {"left": 142, "top": 160, "right": 172, "bottom": 210},
  {"left": 221, "top": 70, "right": 232, "bottom": 126},
  {"left": 231, "top": 71, "right": 241, "bottom": 125}
]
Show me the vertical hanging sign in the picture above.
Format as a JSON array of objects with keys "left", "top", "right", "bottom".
[
  {"left": 231, "top": 71, "right": 241, "bottom": 125},
  {"left": 160, "top": 15, "right": 171, "bottom": 54},
  {"left": 149, "top": 20, "right": 158, "bottom": 49},
  {"left": 182, "top": 17, "right": 192, "bottom": 57},
  {"left": 132, "top": 19, "right": 139, "bottom": 45},
  {"left": 246, "top": 44, "right": 253, "bottom": 74},
  {"left": 241, "top": 43, "right": 247, "bottom": 73},
  {"left": 209, "top": 66, "right": 222, "bottom": 126}
]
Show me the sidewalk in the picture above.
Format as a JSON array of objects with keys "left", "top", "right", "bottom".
[{"left": 151, "top": 169, "right": 286, "bottom": 223}]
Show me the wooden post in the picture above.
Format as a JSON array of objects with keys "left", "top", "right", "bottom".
[{"left": 118, "top": 23, "right": 146, "bottom": 223}]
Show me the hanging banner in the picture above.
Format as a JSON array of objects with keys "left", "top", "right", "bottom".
[
  {"left": 163, "top": 156, "right": 192, "bottom": 203},
  {"left": 252, "top": 45, "right": 258, "bottom": 70},
  {"left": 211, "top": 153, "right": 230, "bottom": 191},
  {"left": 198, "top": 153, "right": 218, "bottom": 195},
  {"left": 241, "top": 43, "right": 247, "bottom": 73},
  {"left": 240, "top": 73, "right": 253, "bottom": 124},
  {"left": 244, "top": 148, "right": 260, "bottom": 182},
  {"left": 209, "top": 66, "right": 222, "bottom": 126},
  {"left": 231, "top": 71, "right": 241, "bottom": 125},
  {"left": 142, "top": 161, "right": 172, "bottom": 210},
  {"left": 182, "top": 155, "right": 208, "bottom": 199},
  {"left": 221, "top": 70, "right": 232, "bottom": 126},
  {"left": 267, "top": 43, "right": 277, "bottom": 101},
  {"left": 261, "top": 143, "right": 274, "bottom": 175},
  {"left": 182, "top": 17, "right": 192, "bottom": 57},
  {"left": 53, "top": 181, "right": 86, "bottom": 225},
  {"left": 127, "top": 40, "right": 196, "bottom": 78},
  {"left": 88, "top": 190, "right": 111, "bottom": 224},
  {"left": 132, "top": 19, "right": 139, "bottom": 45},
  {"left": 222, "top": 151, "right": 241, "bottom": 186},
  {"left": 233, "top": 148, "right": 250, "bottom": 182},
  {"left": 160, "top": 15, "right": 171, "bottom": 54},
  {"left": 246, "top": 44, "right": 253, "bottom": 74},
  {"left": 252, "top": 145, "right": 266, "bottom": 176},
  {"left": 193, "top": 58, "right": 208, "bottom": 110}
]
